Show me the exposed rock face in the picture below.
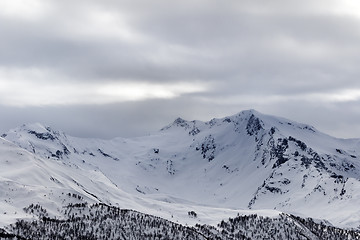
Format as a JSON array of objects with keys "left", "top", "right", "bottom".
[{"left": 2, "top": 109, "right": 360, "bottom": 232}]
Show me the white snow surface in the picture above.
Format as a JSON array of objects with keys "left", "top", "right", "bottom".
[{"left": 1, "top": 109, "right": 360, "bottom": 229}]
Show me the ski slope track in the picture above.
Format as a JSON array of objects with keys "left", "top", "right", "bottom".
[{"left": 1, "top": 109, "right": 360, "bottom": 233}]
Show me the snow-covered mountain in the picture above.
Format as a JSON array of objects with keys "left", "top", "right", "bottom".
[{"left": 1, "top": 109, "right": 360, "bottom": 237}]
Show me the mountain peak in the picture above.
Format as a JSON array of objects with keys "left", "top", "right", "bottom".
[
  {"left": 2, "top": 123, "right": 72, "bottom": 159},
  {"left": 239, "top": 108, "right": 259, "bottom": 116},
  {"left": 229, "top": 110, "right": 318, "bottom": 135},
  {"left": 160, "top": 109, "right": 319, "bottom": 140},
  {"left": 160, "top": 117, "right": 191, "bottom": 131},
  {"left": 5, "top": 123, "right": 63, "bottom": 141},
  {"left": 173, "top": 117, "right": 188, "bottom": 125},
  {"left": 20, "top": 122, "right": 49, "bottom": 133},
  {"left": 1, "top": 110, "right": 360, "bottom": 231}
]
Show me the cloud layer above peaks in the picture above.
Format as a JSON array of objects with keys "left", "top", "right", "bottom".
[{"left": 1, "top": 0, "right": 360, "bottom": 138}]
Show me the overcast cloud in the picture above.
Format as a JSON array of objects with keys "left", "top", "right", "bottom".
[{"left": 1, "top": 0, "right": 360, "bottom": 139}]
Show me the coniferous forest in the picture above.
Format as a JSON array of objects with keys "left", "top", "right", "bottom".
[{"left": 1, "top": 202, "right": 359, "bottom": 240}]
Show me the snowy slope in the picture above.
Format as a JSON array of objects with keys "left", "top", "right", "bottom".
[
  {"left": 2, "top": 109, "right": 360, "bottom": 229},
  {"left": 0, "top": 134, "right": 278, "bottom": 231}
]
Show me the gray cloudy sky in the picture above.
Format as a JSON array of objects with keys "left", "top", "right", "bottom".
[{"left": 1, "top": 0, "right": 360, "bottom": 139}]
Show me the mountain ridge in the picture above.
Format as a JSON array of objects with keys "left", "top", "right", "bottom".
[{"left": 1, "top": 109, "right": 360, "bottom": 230}]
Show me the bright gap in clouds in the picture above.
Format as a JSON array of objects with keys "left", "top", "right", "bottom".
[
  {"left": 0, "top": 80, "right": 207, "bottom": 106},
  {"left": 0, "top": 68, "right": 207, "bottom": 106},
  {"left": 331, "top": 0, "right": 360, "bottom": 18},
  {"left": 198, "top": 89, "right": 360, "bottom": 106},
  {"left": 1, "top": 66, "right": 359, "bottom": 107},
  {"left": 0, "top": 0, "right": 49, "bottom": 20},
  {"left": 98, "top": 82, "right": 205, "bottom": 101},
  {"left": 309, "top": 89, "right": 360, "bottom": 102}
]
